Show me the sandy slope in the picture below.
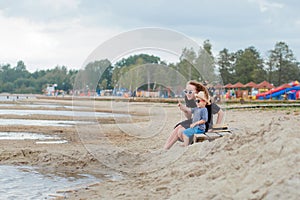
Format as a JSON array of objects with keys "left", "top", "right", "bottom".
[
  {"left": 66, "top": 103, "right": 300, "bottom": 200},
  {"left": 0, "top": 99, "right": 299, "bottom": 199}
]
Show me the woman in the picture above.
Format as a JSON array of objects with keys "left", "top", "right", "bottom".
[{"left": 163, "top": 80, "right": 222, "bottom": 150}]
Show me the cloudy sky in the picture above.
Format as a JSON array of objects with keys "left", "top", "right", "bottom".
[{"left": 0, "top": 0, "right": 299, "bottom": 71}]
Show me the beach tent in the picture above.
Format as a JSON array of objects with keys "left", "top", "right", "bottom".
[
  {"left": 257, "top": 81, "right": 274, "bottom": 89},
  {"left": 231, "top": 82, "right": 245, "bottom": 88},
  {"left": 244, "top": 82, "right": 258, "bottom": 99},
  {"left": 231, "top": 82, "right": 246, "bottom": 98},
  {"left": 244, "top": 81, "right": 257, "bottom": 88},
  {"left": 224, "top": 83, "right": 233, "bottom": 88}
]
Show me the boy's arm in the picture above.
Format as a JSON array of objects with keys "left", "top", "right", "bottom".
[{"left": 190, "top": 119, "right": 206, "bottom": 128}]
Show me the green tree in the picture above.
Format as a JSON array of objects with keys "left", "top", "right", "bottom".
[
  {"left": 179, "top": 48, "right": 197, "bottom": 80},
  {"left": 203, "top": 39, "right": 213, "bottom": 56},
  {"left": 112, "top": 54, "right": 161, "bottom": 89},
  {"left": 74, "top": 59, "right": 111, "bottom": 93},
  {"left": 115, "top": 54, "right": 161, "bottom": 68},
  {"left": 98, "top": 62, "right": 113, "bottom": 89},
  {"left": 15, "top": 61, "right": 27, "bottom": 72},
  {"left": 195, "top": 45, "right": 216, "bottom": 83},
  {"left": 217, "top": 48, "right": 235, "bottom": 84},
  {"left": 177, "top": 43, "right": 217, "bottom": 83},
  {"left": 0, "top": 64, "right": 14, "bottom": 83},
  {"left": 267, "top": 41, "right": 299, "bottom": 85},
  {"left": 233, "top": 46, "right": 266, "bottom": 84},
  {"left": 0, "top": 61, "right": 77, "bottom": 94}
]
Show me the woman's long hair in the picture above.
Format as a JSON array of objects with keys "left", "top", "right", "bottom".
[{"left": 188, "top": 80, "right": 210, "bottom": 102}]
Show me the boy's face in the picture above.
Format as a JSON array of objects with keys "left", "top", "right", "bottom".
[{"left": 195, "top": 99, "right": 206, "bottom": 107}]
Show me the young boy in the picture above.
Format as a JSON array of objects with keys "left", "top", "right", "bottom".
[{"left": 178, "top": 91, "right": 209, "bottom": 146}]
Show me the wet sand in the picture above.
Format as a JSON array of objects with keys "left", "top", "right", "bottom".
[{"left": 0, "top": 98, "right": 299, "bottom": 199}]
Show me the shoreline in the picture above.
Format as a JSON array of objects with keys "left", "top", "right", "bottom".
[{"left": 0, "top": 92, "right": 297, "bottom": 104}]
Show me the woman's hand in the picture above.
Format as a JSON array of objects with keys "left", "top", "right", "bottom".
[
  {"left": 178, "top": 99, "right": 184, "bottom": 110},
  {"left": 177, "top": 102, "right": 181, "bottom": 107}
]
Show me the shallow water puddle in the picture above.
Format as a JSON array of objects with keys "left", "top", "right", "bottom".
[
  {"left": 0, "top": 132, "right": 68, "bottom": 144},
  {"left": 0, "top": 96, "right": 35, "bottom": 101},
  {"left": 0, "top": 109, "right": 129, "bottom": 117},
  {"left": 0, "top": 132, "right": 60, "bottom": 140},
  {"left": 0, "top": 103, "right": 88, "bottom": 110},
  {"left": 0, "top": 119, "right": 96, "bottom": 126},
  {"left": 36, "top": 140, "right": 68, "bottom": 144},
  {"left": 0, "top": 165, "right": 100, "bottom": 199}
]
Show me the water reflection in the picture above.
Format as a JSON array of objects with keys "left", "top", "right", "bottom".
[
  {"left": 0, "top": 119, "right": 96, "bottom": 126},
  {"left": 0, "top": 109, "right": 129, "bottom": 117},
  {"left": 0, "top": 95, "right": 35, "bottom": 102},
  {"left": 0, "top": 165, "right": 99, "bottom": 199},
  {"left": 0, "top": 132, "right": 60, "bottom": 140},
  {"left": 36, "top": 140, "right": 68, "bottom": 144},
  {"left": 0, "top": 103, "right": 87, "bottom": 110}
]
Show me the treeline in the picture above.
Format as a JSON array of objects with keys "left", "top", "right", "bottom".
[
  {"left": 217, "top": 41, "right": 299, "bottom": 86},
  {"left": 0, "top": 61, "right": 77, "bottom": 94},
  {"left": 1, "top": 40, "right": 299, "bottom": 94}
]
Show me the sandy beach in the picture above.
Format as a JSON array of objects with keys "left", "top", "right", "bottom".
[{"left": 0, "top": 98, "right": 299, "bottom": 199}]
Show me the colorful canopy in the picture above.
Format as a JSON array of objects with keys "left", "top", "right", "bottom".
[
  {"left": 256, "top": 81, "right": 274, "bottom": 89},
  {"left": 244, "top": 81, "right": 257, "bottom": 88},
  {"left": 231, "top": 82, "right": 245, "bottom": 88},
  {"left": 224, "top": 83, "right": 233, "bottom": 88}
]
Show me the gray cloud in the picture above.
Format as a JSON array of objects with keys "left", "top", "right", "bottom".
[
  {"left": 78, "top": 0, "right": 300, "bottom": 57},
  {"left": 0, "top": 0, "right": 299, "bottom": 69}
]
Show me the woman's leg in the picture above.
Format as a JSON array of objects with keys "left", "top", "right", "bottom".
[{"left": 164, "top": 125, "right": 185, "bottom": 150}]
